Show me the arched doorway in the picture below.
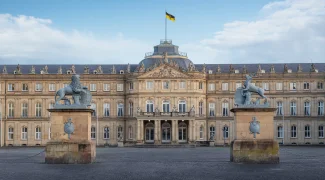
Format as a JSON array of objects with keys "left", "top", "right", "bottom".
[
  {"left": 178, "top": 122, "right": 187, "bottom": 142},
  {"left": 161, "top": 122, "right": 171, "bottom": 143},
  {"left": 145, "top": 122, "right": 154, "bottom": 143}
]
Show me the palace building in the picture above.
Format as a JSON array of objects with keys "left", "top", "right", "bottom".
[{"left": 0, "top": 39, "right": 324, "bottom": 147}]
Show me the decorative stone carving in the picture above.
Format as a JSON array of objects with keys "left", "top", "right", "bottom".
[
  {"left": 57, "top": 66, "right": 63, "bottom": 74},
  {"left": 188, "top": 62, "right": 195, "bottom": 72},
  {"left": 202, "top": 63, "right": 206, "bottom": 73},
  {"left": 257, "top": 64, "right": 262, "bottom": 73},
  {"left": 147, "top": 66, "right": 188, "bottom": 78},
  {"left": 41, "top": 65, "right": 49, "bottom": 74},
  {"left": 54, "top": 74, "right": 92, "bottom": 109},
  {"left": 284, "top": 64, "right": 288, "bottom": 73},
  {"left": 249, "top": 117, "right": 260, "bottom": 138},
  {"left": 138, "top": 62, "right": 145, "bottom": 72},
  {"left": 64, "top": 118, "right": 74, "bottom": 139},
  {"left": 242, "top": 65, "right": 247, "bottom": 74},
  {"left": 14, "top": 64, "right": 22, "bottom": 74},
  {"left": 163, "top": 52, "right": 168, "bottom": 63},
  {"left": 84, "top": 66, "right": 89, "bottom": 74},
  {"left": 270, "top": 65, "right": 275, "bottom": 73},
  {"left": 229, "top": 64, "right": 235, "bottom": 73},
  {"left": 111, "top": 65, "right": 116, "bottom": 74},
  {"left": 29, "top": 65, "right": 36, "bottom": 74},
  {"left": 127, "top": 63, "right": 131, "bottom": 73},
  {"left": 216, "top": 65, "right": 221, "bottom": 73},
  {"left": 97, "top": 65, "right": 103, "bottom": 74},
  {"left": 2, "top": 66, "right": 7, "bottom": 74},
  {"left": 71, "top": 65, "right": 76, "bottom": 74},
  {"left": 310, "top": 63, "right": 316, "bottom": 72}
]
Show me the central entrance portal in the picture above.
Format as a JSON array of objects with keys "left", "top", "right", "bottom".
[
  {"left": 162, "top": 122, "right": 171, "bottom": 143},
  {"left": 145, "top": 122, "right": 154, "bottom": 143}
]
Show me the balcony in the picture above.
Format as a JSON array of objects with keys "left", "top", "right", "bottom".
[{"left": 137, "top": 111, "right": 194, "bottom": 117}]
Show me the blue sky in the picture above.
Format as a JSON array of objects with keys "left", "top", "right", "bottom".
[{"left": 0, "top": 0, "right": 324, "bottom": 64}]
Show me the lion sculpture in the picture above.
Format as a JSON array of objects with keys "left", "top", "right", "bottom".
[{"left": 54, "top": 74, "right": 92, "bottom": 108}]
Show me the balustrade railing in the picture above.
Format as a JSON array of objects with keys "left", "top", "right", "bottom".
[{"left": 137, "top": 111, "right": 194, "bottom": 117}]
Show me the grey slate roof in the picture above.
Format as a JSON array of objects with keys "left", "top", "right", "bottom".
[{"left": 0, "top": 63, "right": 324, "bottom": 74}]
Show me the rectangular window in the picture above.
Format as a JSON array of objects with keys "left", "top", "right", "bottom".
[
  {"left": 199, "top": 102, "right": 203, "bottom": 116},
  {"left": 35, "top": 127, "right": 41, "bottom": 140},
  {"left": 162, "top": 81, "right": 169, "bottom": 89},
  {"left": 318, "top": 101, "right": 324, "bottom": 116},
  {"left": 199, "top": 126, "right": 203, "bottom": 139},
  {"left": 90, "top": 84, "right": 97, "bottom": 91},
  {"left": 49, "top": 84, "right": 55, "bottom": 91},
  {"left": 317, "top": 82, "right": 324, "bottom": 89},
  {"left": 103, "top": 103, "right": 110, "bottom": 117},
  {"left": 262, "top": 82, "right": 269, "bottom": 90},
  {"left": 118, "top": 103, "right": 124, "bottom": 117},
  {"left": 21, "top": 127, "right": 28, "bottom": 140},
  {"left": 303, "top": 82, "right": 310, "bottom": 90},
  {"left": 8, "top": 127, "right": 14, "bottom": 140},
  {"left": 222, "top": 83, "right": 228, "bottom": 91},
  {"left": 209, "top": 103, "right": 215, "bottom": 117},
  {"left": 8, "top": 84, "right": 15, "bottom": 91},
  {"left": 178, "top": 101, "right": 186, "bottom": 113},
  {"left": 290, "top": 82, "right": 297, "bottom": 90},
  {"left": 117, "top": 84, "right": 123, "bottom": 91},
  {"left": 222, "top": 102, "right": 229, "bottom": 117},
  {"left": 305, "top": 126, "right": 311, "bottom": 138},
  {"left": 276, "top": 82, "right": 283, "bottom": 91},
  {"left": 199, "top": 82, "right": 203, "bottom": 89},
  {"left": 291, "top": 126, "right": 297, "bottom": 138},
  {"left": 35, "top": 83, "right": 43, "bottom": 91},
  {"left": 319, "top": 126, "right": 324, "bottom": 138},
  {"left": 290, "top": 102, "right": 296, "bottom": 116},
  {"left": 22, "top": 84, "right": 28, "bottom": 91},
  {"left": 277, "top": 126, "right": 283, "bottom": 138},
  {"left": 91, "top": 103, "right": 96, "bottom": 117},
  {"left": 129, "top": 102, "right": 133, "bottom": 117},
  {"left": 304, "top": 102, "right": 310, "bottom": 116},
  {"left": 103, "top": 84, "right": 110, "bottom": 91},
  {"left": 179, "top": 81, "right": 186, "bottom": 89},
  {"left": 129, "top": 82, "right": 133, "bottom": 90},
  {"left": 146, "top": 81, "right": 153, "bottom": 89},
  {"left": 223, "top": 126, "right": 229, "bottom": 139},
  {"left": 22, "top": 103, "right": 28, "bottom": 117},
  {"left": 276, "top": 102, "right": 283, "bottom": 116},
  {"left": 162, "top": 101, "right": 170, "bottom": 113},
  {"left": 208, "top": 83, "right": 215, "bottom": 91},
  {"left": 91, "top": 127, "right": 96, "bottom": 139},
  {"left": 235, "top": 83, "right": 242, "bottom": 90}
]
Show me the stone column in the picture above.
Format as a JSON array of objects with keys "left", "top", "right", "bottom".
[
  {"left": 137, "top": 120, "right": 141, "bottom": 143},
  {"left": 189, "top": 120, "right": 193, "bottom": 142},
  {"left": 154, "top": 120, "right": 159, "bottom": 144},
  {"left": 175, "top": 120, "right": 178, "bottom": 143}
]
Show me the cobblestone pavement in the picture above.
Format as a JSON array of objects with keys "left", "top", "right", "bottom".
[{"left": 0, "top": 146, "right": 324, "bottom": 180}]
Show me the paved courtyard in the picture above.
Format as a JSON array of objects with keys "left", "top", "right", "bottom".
[{"left": 0, "top": 146, "right": 324, "bottom": 180}]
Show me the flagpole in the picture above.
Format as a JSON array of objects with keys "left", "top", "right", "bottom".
[{"left": 165, "top": 9, "right": 167, "bottom": 42}]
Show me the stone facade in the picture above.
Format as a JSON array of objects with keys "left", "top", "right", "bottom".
[{"left": 0, "top": 40, "right": 324, "bottom": 147}]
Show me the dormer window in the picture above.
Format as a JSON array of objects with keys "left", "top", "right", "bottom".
[
  {"left": 208, "top": 70, "right": 213, "bottom": 74},
  {"left": 120, "top": 70, "right": 124, "bottom": 74},
  {"left": 67, "top": 70, "right": 72, "bottom": 74},
  {"left": 288, "top": 69, "right": 292, "bottom": 73},
  {"left": 261, "top": 70, "right": 265, "bottom": 73},
  {"left": 93, "top": 70, "right": 98, "bottom": 74},
  {"left": 315, "top": 69, "right": 319, "bottom": 73},
  {"left": 235, "top": 69, "right": 239, "bottom": 73}
]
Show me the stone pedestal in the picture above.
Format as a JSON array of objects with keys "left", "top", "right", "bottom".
[
  {"left": 209, "top": 141, "right": 215, "bottom": 147},
  {"left": 230, "top": 108, "right": 279, "bottom": 164},
  {"left": 118, "top": 141, "right": 124, "bottom": 147},
  {"left": 45, "top": 108, "right": 96, "bottom": 164}
]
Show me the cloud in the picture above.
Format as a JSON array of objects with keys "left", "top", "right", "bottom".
[
  {"left": 181, "top": 0, "right": 325, "bottom": 64},
  {"left": 0, "top": 14, "right": 151, "bottom": 64}
]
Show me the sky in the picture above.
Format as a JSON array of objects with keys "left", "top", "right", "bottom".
[{"left": 0, "top": 0, "right": 324, "bottom": 65}]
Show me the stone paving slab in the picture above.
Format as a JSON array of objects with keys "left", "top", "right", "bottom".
[{"left": 0, "top": 146, "right": 324, "bottom": 180}]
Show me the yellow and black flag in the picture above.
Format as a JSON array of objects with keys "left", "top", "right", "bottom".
[{"left": 166, "top": 12, "right": 175, "bottom": 22}]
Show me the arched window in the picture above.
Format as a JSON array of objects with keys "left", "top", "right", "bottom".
[
  {"left": 199, "top": 125, "right": 204, "bottom": 139},
  {"left": 117, "top": 126, "right": 123, "bottom": 139},
  {"left": 8, "top": 127, "right": 14, "bottom": 140},
  {"left": 178, "top": 100, "right": 186, "bottom": 113},
  {"left": 178, "top": 122, "right": 187, "bottom": 142},
  {"left": 319, "top": 125, "right": 324, "bottom": 138},
  {"left": 21, "top": 126, "right": 28, "bottom": 140},
  {"left": 91, "top": 103, "right": 96, "bottom": 117},
  {"left": 209, "top": 126, "right": 215, "bottom": 139},
  {"left": 276, "top": 101, "right": 283, "bottom": 116},
  {"left": 223, "top": 126, "right": 229, "bottom": 139},
  {"left": 222, "top": 102, "right": 229, "bottom": 117},
  {"left": 117, "top": 103, "right": 124, "bottom": 117},
  {"left": 91, "top": 126, "right": 96, "bottom": 139},
  {"left": 161, "top": 122, "right": 171, "bottom": 142},
  {"left": 304, "top": 125, "right": 311, "bottom": 138},
  {"left": 128, "top": 126, "right": 133, "bottom": 139},
  {"left": 146, "top": 100, "right": 154, "bottom": 112},
  {"left": 277, "top": 126, "right": 283, "bottom": 138},
  {"left": 35, "top": 126, "right": 41, "bottom": 140},
  {"left": 304, "top": 101, "right": 310, "bottom": 116},
  {"left": 318, "top": 101, "right": 324, "bottom": 116},
  {"left": 290, "top": 102, "right": 296, "bottom": 116},
  {"left": 291, "top": 125, "right": 297, "bottom": 138},
  {"left": 103, "top": 127, "right": 109, "bottom": 139},
  {"left": 22, "top": 103, "right": 28, "bottom": 117},
  {"left": 162, "top": 100, "right": 170, "bottom": 113},
  {"left": 209, "top": 103, "right": 215, "bottom": 117},
  {"left": 36, "top": 102, "right": 42, "bottom": 117},
  {"left": 8, "top": 102, "right": 14, "bottom": 118}
]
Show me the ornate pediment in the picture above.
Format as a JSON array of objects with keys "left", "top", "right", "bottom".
[{"left": 139, "top": 65, "right": 190, "bottom": 78}]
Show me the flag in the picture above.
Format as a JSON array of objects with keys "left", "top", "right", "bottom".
[{"left": 166, "top": 12, "right": 175, "bottom": 22}]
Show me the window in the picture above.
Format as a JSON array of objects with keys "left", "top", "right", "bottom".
[
  {"left": 199, "top": 82, "right": 203, "bottom": 89},
  {"left": 120, "top": 70, "right": 124, "bottom": 74},
  {"left": 304, "top": 101, "right": 310, "bottom": 116},
  {"left": 303, "top": 82, "right": 310, "bottom": 90},
  {"left": 178, "top": 100, "right": 186, "bottom": 113},
  {"left": 103, "top": 84, "right": 110, "bottom": 91},
  {"left": 276, "top": 82, "right": 283, "bottom": 91},
  {"left": 117, "top": 126, "right": 123, "bottom": 139},
  {"left": 129, "top": 82, "right": 133, "bottom": 90},
  {"left": 117, "top": 103, "right": 124, "bottom": 117},
  {"left": 162, "top": 81, "right": 169, "bottom": 89},
  {"left": 90, "top": 84, "right": 96, "bottom": 91},
  {"left": 36, "top": 102, "right": 42, "bottom": 117},
  {"left": 117, "top": 84, "right": 123, "bottom": 91},
  {"left": 317, "top": 82, "right": 324, "bottom": 89},
  {"left": 199, "top": 126, "right": 204, "bottom": 139},
  {"left": 103, "top": 127, "right": 109, "bottom": 139},
  {"left": 22, "top": 83, "right": 28, "bottom": 91},
  {"left": 319, "top": 126, "right": 324, "bottom": 138},
  {"left": 103, "top": 103, "right": 110, "bottom": 117},
  {"left": 262, "top": 82, "right": 269, "bottom": 90},
  {"left": 91, "top": 103, "right": 96, "bottom": 117},
  {"left": 49, "top": 84, "right": 55, "bottom": 91},
  {"left": 305, "top": 125, "right": 311, "bottom": 138},
  {"left": 146, "top": 81, "right": 153, "bottom": 89},
  {"left": 208, "top": 70, "right": 212, "bottom": 74},
  {"left": 8, "top": 102, "right": 14, "bottom": 117},
  {"left": 179, "top": 81, "right": 186, "bottom": 89},
  {"left": 235, "top": 83, "right": 242, "bottom": 89},
  {"left": 289, "top": 82, "right": 296, "bottom": 90},
  {"left": 199, "top": 102, "right": 203, "bottom": 116},
  {"left": 8, "top": 127, "right": 14, "bottom": 140},
  {"left": 128, "top": 126, "right": 133, "bottom": 139},
  {"left": 35, "top": 83, "right": 43, "bottom": 91},
  {"left": 91, "top": 126, "right": 96, "bottom": 139},
  {"left": 209, "top": 126, "right": 215, "bottom": 139},
  {"left": 222, "top": 83, "right": 228, "bottom": 91},
  {"left": 235, "top": 69, "right": 240, "bottom": 73},
  {"left": 35, "top": 126, "right": 41, "bottom": 140},
  {"left": 318, "top": 101, "right": 324, "bottom": 116},
  {"left": 22, "top": 103, "right": 28, "bottom": 117},
  {"left": 222, "top": 102, "right": 229, "bottom": 117},
  {"left": 208, "top": 83, "right": 215, "bottom": 91},
  {"left": 129, "top": 102, "right": 133, "bottom": 117},
  {"left": 162, "top": 100, "right": 170, "bottom": 112},
  {"left": 291, "top": 125, "right": 297, "bottom": 138},
  {"left": 290, "top": 102, "right": 296, "bottom": 116},
  {"left": 276, "top": 102, "right": 283, "bottom": 116},
  {"left": 21, "top": 126, "right": 28, "bottom": 140},
  {"left": 223, "top": 126, "right": 229, "bottom": 139},
  {"left": 8, "top": 84, "right": 14, "bottom": 91},
  {"left": 146, "top": 100, "right": 154, "bottom": 112},
  {"left": 209, "top": 103, "right": 215, "bottom": 117},
  {"left": 277, "top": 126, "right": 283, "bottom": 138}
]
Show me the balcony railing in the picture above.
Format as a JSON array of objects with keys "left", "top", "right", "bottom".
[
  {"left": 144, "top": 51, "right": 187, "bottom": 58},
  {"left": 138, "top": 111, "right": 194, "bottom": 117},
  {"left": 160, "top": 39, "right": 172, "bottom": 44}
]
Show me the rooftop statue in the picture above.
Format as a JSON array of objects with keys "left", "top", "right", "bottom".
[
  {"left": 54, "top": 74, "right": 92, "bottom": 109},
  {"left": 234, "top": 73, "right": 269, "bottom": 108}
]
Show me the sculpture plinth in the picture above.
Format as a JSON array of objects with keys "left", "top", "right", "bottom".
[
  {"left": 45, "top": 108, "right": 96, "bottom": 164},
  {"left": 230, "top": 108, "right": 279, "bottom": 164}
]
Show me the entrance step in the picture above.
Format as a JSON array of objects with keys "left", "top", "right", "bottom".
[{"left": 133, "top": 144, "right": 196, "bottom": 148}]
